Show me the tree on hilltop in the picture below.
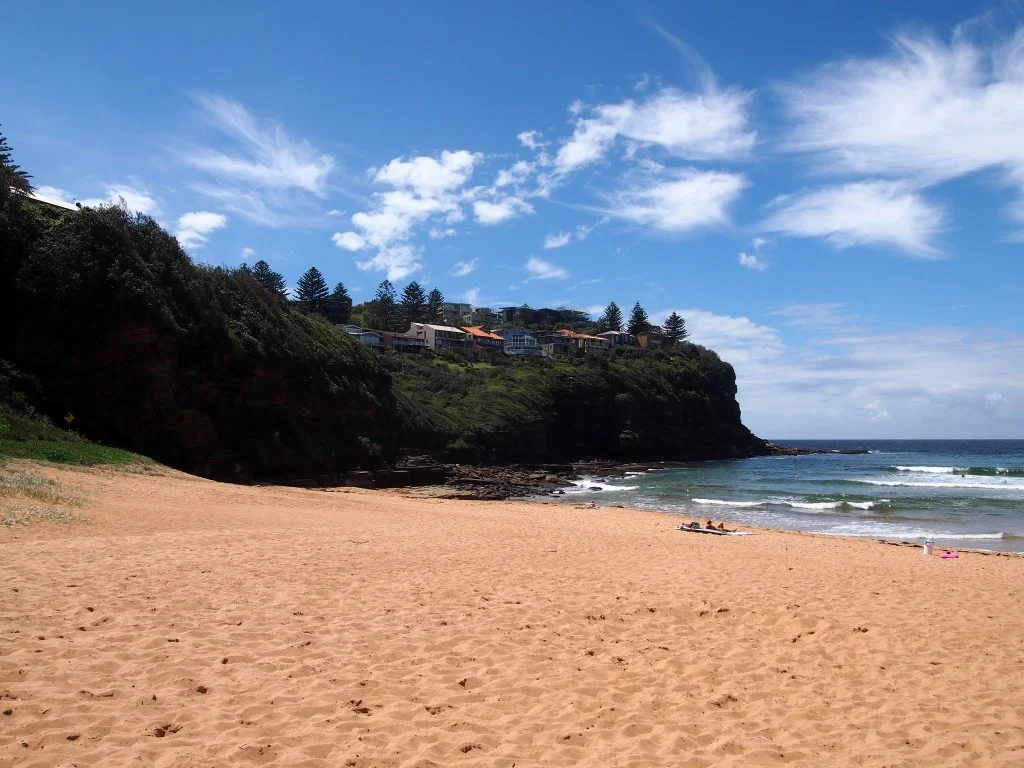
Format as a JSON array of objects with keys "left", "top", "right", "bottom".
[
  {"left": 251, "top": 260, "right": 288, "bottom": 298},
  {"left": 662, "top": 312, "right": 688, "bottom": 347},
  {"left": 426, "top": 288, "right": 444, "bottom": 323},
  {"left": 627, "top": 302, "right": 651, "bottom": 337},
  {"left": 0, "top": 128, "right": 32, "bottom": 208},
  {"left": 400, "top": 281, "right": 428, "bottom": 327},
  {"left": 372, "top": 279, "right": 400, "bottom": 330},
  {"left": 325, "top": 281, "right": 353, "bottom": 325},
  {"left": 598, "top": 302, "right": 623, "bottom": 332},
  {"left": 296, "top": 266, "right": 330, "bottom": 313}
]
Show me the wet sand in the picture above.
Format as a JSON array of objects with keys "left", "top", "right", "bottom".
[{"left": 2, "top": 462, "right": 1022, "bottom": 766}]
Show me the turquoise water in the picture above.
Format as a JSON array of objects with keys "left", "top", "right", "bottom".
[{"left": 560, "top": 440, "right": 1024, "bottom": 553}]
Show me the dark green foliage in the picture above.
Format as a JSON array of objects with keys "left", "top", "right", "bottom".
[
  {"left": 627, "top": 302, "right": 651, "bottom": 336},
  {"left": 11, "top": 204, "right": 396, "bottom": 481},
  {"left": 296, "top": 266, "right": 330, "bottom": 313},
  {"left": 400, "top": 281, "right": 428, "bottom": 327},
  {"left": 373, "top": 280, "right": 400, "bottom": 331},
  {"left": 514, "top": 306, "right": 592, "bottom": 331},
  {"left": 662, "top": 312, "right": 688, "bottom": 346},
  {"left": 325, "top": 281, "right": 353, "bottom": 325},
  {"left": 426, "top": 288, "right": 444, "bottom": 323},
  {"left": 384, "top": 346, "right": 764, "bottom": 463},
  {"left": 251, "top": 260, "right": 287, "bottom": 298},
  {"left": 599, "top": 302, "right": 623, "bottom": 332},
  {"left": 0, "top": 128, "right": 32, "bottom": 203}
]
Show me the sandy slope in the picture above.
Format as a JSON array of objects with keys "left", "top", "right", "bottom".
[{"left": 1, "top": 462, "right": 1022, "bottom": 767}]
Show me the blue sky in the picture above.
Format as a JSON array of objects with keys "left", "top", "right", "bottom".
[{"left": 5, "top": 0, "right": 1024, "bottom": 438}]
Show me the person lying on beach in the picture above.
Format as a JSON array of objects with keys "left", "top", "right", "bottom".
[
  {"left": 706, "top": 520, "right": 715, "bottom": 530},
  {"left": 716, "top": 522, "right": 728, "bottom": 531}
]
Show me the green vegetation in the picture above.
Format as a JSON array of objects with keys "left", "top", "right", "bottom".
[
  {"left": 384, "top": 346, "right": 763, "bottom": 463},
  {"left": 598, "top": 302, "right": 624, "bottom": 332},
  {"left": 1, "top": 129, "right": 764, "bottom": 480},
  {"left": 1, "top": 130, "right": 397, "bottom": 481}
]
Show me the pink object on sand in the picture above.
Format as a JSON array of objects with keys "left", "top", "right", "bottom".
[{"left": 939, "top": 551, "right": 959, "bottom": 559}]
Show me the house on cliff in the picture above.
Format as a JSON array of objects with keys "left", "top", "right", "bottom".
[
  {"left": 408, "top": 323, "right": 473, "bottom": 352},
  {"left": 463, "top": 325, "right": 504, "bottom": 354}
]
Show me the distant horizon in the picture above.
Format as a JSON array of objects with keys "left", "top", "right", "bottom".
[{"left": 4, "top": 0, "right": 1022, "bottom": 438}]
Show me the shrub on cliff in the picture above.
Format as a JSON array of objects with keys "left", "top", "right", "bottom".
[{"left": 12, "top": 203, "right": 396, "bottom": 480}]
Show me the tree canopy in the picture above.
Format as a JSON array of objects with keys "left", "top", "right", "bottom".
[
  {"left": 250, "top": 260, "right": 287, "bottom": 298},
  {"left": 426, "top": 288, "right": 444, "bottom": 323},
  {"left": 599, "top": 302, "right": 623, "bottom": 332},
  {"left": 627, "top": 302, "right": 652, "bottom": 336},
  {"left": 296, "top": 266, "right": 330, "bottom": 312},
  {"left": 662, "top": 312, "right": 688, "bottom": 346},
  {"left": 400, "top": 281, "right": 428, "bottom": 328}
]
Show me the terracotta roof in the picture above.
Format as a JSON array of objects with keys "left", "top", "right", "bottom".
[
  {"left": 555, "top": 329, "right": 608, "bottom": 342},
  {"left": 464, "top": 325, "right": 504, "bottom": 341}
]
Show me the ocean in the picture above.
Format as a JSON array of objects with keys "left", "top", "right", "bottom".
[{"left": 559, "top": 440, "right": 1024, "bottom": 553}]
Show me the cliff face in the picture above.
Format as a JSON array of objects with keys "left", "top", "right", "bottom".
[{"left": 385, "top": 349, "right": 767, "bottom": 465}]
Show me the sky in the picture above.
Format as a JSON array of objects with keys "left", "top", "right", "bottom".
[{"left": 4, "top": 0, "right": 1024, "bottom": 439}]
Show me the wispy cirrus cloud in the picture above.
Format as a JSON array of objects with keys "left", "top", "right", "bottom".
[
  {"left": 761, "top": 181, "right": 945, "bottom": 256},
  {"left": 776, "top": 24, "right": 1024, "bottom": 238},
  {"left": 552, "top": 85, "right": 756, "bottom": 176},
  {"left": 182, "top": 94, "right": 337, "bottom": 226},
  {"left": 450, "top": 258, "right": 479, "bottom": 277},
  {"left": 600, "top": 164, "right": 748, "bottom": 233}
]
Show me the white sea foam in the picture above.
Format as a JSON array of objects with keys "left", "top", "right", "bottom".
[
  {"left": 692, "top": 498, "right": 876, "bottom": 511},
  {"left": 862, "top": 478, "right": 1024, "bottom": 491},
  {"left": 691, "top": 498, "right": 764, "bottom": 507},
  {"left": 566, "top": 479, "right": 639, "bottom": 494},
  {"left": 894, "top": 465, "right": 957, "bottom": 474},
  {"left": 824, "top": 522, "right": 1006, "bottom": 540}
]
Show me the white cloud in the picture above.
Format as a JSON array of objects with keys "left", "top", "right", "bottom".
[
  {"left": 738, "top": 235, "right": 770, "bottom": 270},
  {"left": 355, "top": 244, "right": 423, "bottom": 281},
  {"left": 543, "top": 232, "right": 572, "bottom": 249},
  {"left": 494, "top": 160, "right": 534, "bottom": 189},
  {"left": 777, "top": 25, "right": 1024, "bottom": 231},
  {"left": 602, "top": 166, "right": 748, "bottom": 232},
  {"left": 339, "top": 150, "right": 485, "bottom": 276},
  {"left": 517, "top": 130, "right": 547, "bottom": 150},
  {"left": 183, "top": 94, "right": 335, "bottom": 225},
  {"left": 79, "top": 183, "right": 160, "bottom": 216},
  {"left": 450, "top": 258, "right": 479, "bottom": 277},
  {"left": 374, "top": 150, "right": 480, "bottom": 195},
  {"left": 738, "top": 252, "right": 767, "bottom": 271},
  {"left": 428, "top": 227, "right": 457, "bottom": 240},
  {"left": 174, "top": 211, "right": 227, "bottom": 249},
  {"left": 241, "top": 246, "right": 256, "bottom": 258},
  {"left": 187, "top": 94, "right": 334, "bottom": 194},
  {"left": 34, "top": 185, "right": 74, "bottom": 204},
  {"left": 651, "top": 307, "right": 1024, "bottom": 437},
  {"left": 326, "top": 208, "right": 344, "bottom": 216},
  {"left": 464, "top": 287, "right": 481, "bottom": 305},
  {"left": 554, "top": 85, "right": 756, "bottom": 175},
  {"left": 525, "top": 256, "right": 568, "bottom": 280},
  {"left": 473, "top": 196, "right": 534, "bottom": 225},
  {"left": 332, "top": 231, "right": 366, "bottom": 251},
  {"left": 761, "top": 181, "right": 945, "bottom": 256}
]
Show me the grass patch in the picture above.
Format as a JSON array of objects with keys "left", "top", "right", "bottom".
[
  {"left": 0, "top": 438, "right": 142, "bottom": 465},
  {"left": 0, "top": 405, "right": 146, "bottom": 466}
]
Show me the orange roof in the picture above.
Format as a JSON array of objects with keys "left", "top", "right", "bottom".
[
  {"left": 464, "top": 325, "right": 503, "bottom": 341},
  {"left": 556, "top": 328, "right": 607, "bottom": 342}
]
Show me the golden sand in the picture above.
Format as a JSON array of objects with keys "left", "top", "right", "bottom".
[{"left": 1, "top": 462, "right": 1022, "bottom": 766}]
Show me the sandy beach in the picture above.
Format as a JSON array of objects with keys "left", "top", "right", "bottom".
[{"left": 2, "top": 462, "right": 1022, "bottom": 767}]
